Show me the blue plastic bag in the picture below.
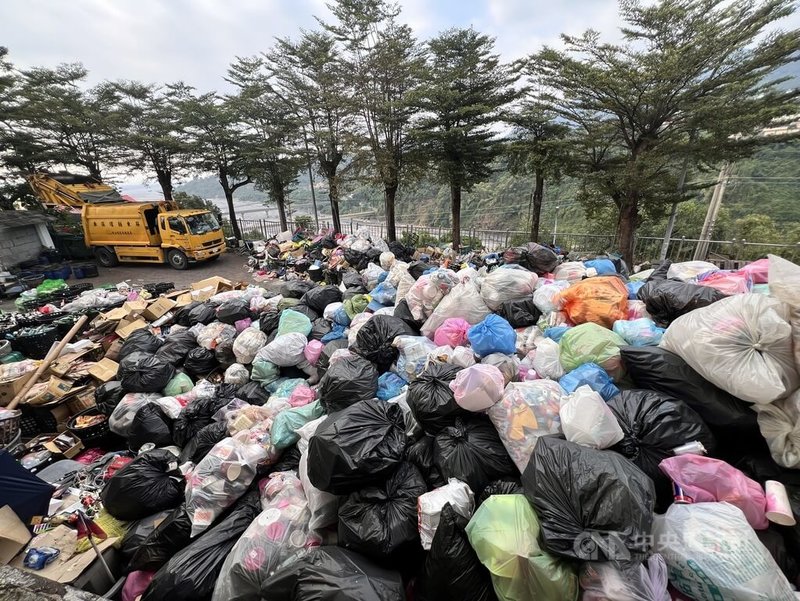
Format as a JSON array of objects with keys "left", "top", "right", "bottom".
[
  {"left": 559, "top": 363, "right": 620, "bottom": 401},
  {"left": 626, "top": 281, "right": 645, "bottom": 300},
  {"left": 377, "top": 372, "right": 407, "bottom": 401},
  {"left": 612, "top": 318, "right": 665, "bottom": 347},
  {"left": 333, "top": 306, "right": 351, "bottom": 326},
  {"left": 468, "top": 314, "right": 516, "bottom": 357},
  {"left": 321, "top": 323, "right": 347, "bottom": 342},
  {"left": 370, "top": 281, "right": 397, "bottom": 305},
  {"left": 544, "top": 325, "right": 571, "bottom": 343},
  {"left": 266, "top": 377, "right": 306, "bottom": 397},
  {"left": 584, "top": 259, "right": 617, "bottom": 275},
  {"left": 270, "top": 400, "right": 324, "bottom": 449}
]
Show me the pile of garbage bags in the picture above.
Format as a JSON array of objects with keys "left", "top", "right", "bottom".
[{"left": 92, "top": 243, "right": 800, "bottom": 601}]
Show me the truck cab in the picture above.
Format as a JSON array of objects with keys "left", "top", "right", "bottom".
[{"left": 158, "top": 210, "right": 226, "bottom": 269}]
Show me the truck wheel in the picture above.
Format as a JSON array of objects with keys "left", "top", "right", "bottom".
[
  {"left": 94, "top": 247, "right": 119, "bottom": 267},
  {"left": 167, "top": 249, "right": 189, "bottom": 270}
]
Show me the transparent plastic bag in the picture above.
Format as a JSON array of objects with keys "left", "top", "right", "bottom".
[
  {"left": 362, "top": 263, "right": 386, "bottom": 291},
  {"left": 768, "top": 254, "right": 800, "bottom": 369},
  {"left": 553, "top": 261, "right": 586, "bottom": 283},
  {"left": 480, "top": 268, "right": 538, "bottom": 311},
  {"left": 580, "top": 554, "right": 670, "bottom": 601},
  {"left": 660, "top": 294, "right": 799, "bottom": 404},
  {"left": 756, "top": 390, "right": 800, "bottom": 468},
  {"left": 531, "top": 338, "right": 565, "bottom": 379},
  {"left": 405, "top": 269, "right": 459, "bottom": 320},
  {"left": 224, "top": 363, "right": 250, "bottom": 386},
  {"left": 533, "top": 282, "right": 569, "bottom": 314},
  {"left": 559, "top": 385, "right": 624, "bottom": 449},
  {"left": 487, "top": 380, "right": 563, "bottom": 472},
  {"left": 256, "top": 332, "right": 308, "bottom": 367},
  {"left": 394, "top": 336, "right": 437, "bottom": 382},
  {"left": 449, "top": 364, "right": 505, "bottom": 412},
  {"left": 109, "top": 393, "right": 161, "bottom": 437},
  {"left": 418, "top": 478, "right": 474, "bottom": 550},
  {"left": 232, "top": 327, "right": 267, "bottom": 364},
  {"left": 653, "top": 502, "right": 795, "bottom": 601},
  {"left": 197, "top": 322, "right": 237, "bottom": 350},
  {"left": 421, "top": 282, "right": 491, "bottom": 337},
  {"left": 612, "top": 318, "right": 665, "bottom": 347}
]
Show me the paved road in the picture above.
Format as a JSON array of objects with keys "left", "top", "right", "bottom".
[{"left": 2, "top": 251, "right": 255, "bottom": 313}]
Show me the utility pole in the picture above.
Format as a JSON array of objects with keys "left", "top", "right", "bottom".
[
  {"left": 552, "top": 205, "right": 560, "bottom": 246},
  {"left": 694, "top": 163, "right": 732, "bottom": 261},
  {"left": 659, "top": 157, "right": 690, "bottom": 261}
]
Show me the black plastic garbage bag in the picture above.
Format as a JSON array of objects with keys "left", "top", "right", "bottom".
[
  {"left": 317, "top": 339, "right": 350, "bottom": 378},
  {"left": 258, "top": 310, "right": 281, "bottom": 335},
  {"left": 310, "top": 317, "right": 332, "bottom": 341},
  {"left": 353, "top": 315, "right": 416, "bottom": 371},
  {"left": 216, "top": 298, "right": 251, "bottom": 325},
  {"left": 101, "top": 450, "right": 185, "bottom": 521},
  {"left": 344, "top": 249, "right": 369, "bottom": 272},
  {"left": 141, "top": 490, "right": 261, "bottom": 601},
  {"left": 118, "top": 352, "right": 176, "bottom": 393},
  {"left": 637, "top": 261, "right": 727, "bottom": 326},
  {"left": 173, "top": 396, "right": 231, "bottom": 447},
  {"left": 95, "top": 381, "right": 126, "bottom": 416},
  {"left": 308, "top": 399, "right": 408, "bottom": 495},
  {"left": 186, "top": 302, "right": 219, "bottom": 326},
  {"left": 388, "top": 240, "right": 414, "bottom": 262},
  {"left": 155, "top": 329, "right": 198, "bottom": 366},
  {"left": 757, "top": 526, "right": 800, "bottom": 587},
  {"left": 179, "top": 421, "right": 228, "bottom": 465},
  {"left": 607, "top": 389, "right": 716, "bottom": 509},
  {"left": 495, "top": 298, "right": 541, "bottom": 328},
  {"left": 433, "top": 415, "right": 517, "bottom": 496},
  {"left": 119, "top": 329, "right": 164, "bottom": 363},
  {"left": 173, "top": 302, "right": 202, "bottom": 327},
  {"left": 235, "top": 381, "right": 270, "bottom": 406},
  {"left": 342, "top": 270, "right": 367, "bottom": 292},
  {"left": 214, "top": 339, "right": 236, "bottom": 368},
  {"left": 319, "top": 355, "right": 379, "bottom": 413},
  {"left": 522, "top": 436, "right": 655, "bottom": 561},
  {"left": 281, "top": 280, "right": 315, "bottom": 299},
  {"left": 121, "top": 510, "right": 172, "bottom": 565},
  {"left": 260, "top": 546, "right": 405, "bottom": 601},
  {"left": 394, "top": 299, "right": 424, "bottom": 333},
  {"left": 408, "top": 261, "right": 429, "bottom": 280},
  {"left": 129, "top": 403, "right": 174, "bottom": 451},
  {"left": 183, "top": 347, "right": 218, "bottom": 378},
  {"left": 477, "top": 478, "right": 524, "bottom": 506},
  {"left": 407, "top": 363, "right": 467, "bottom": 434},
  {"left": 406, "top": 434, "right": 446, "bottom": 489},
  {"left": 302, "top": 285, "right": 343, "bottom": 313},
  {"left": 268, "top": 444, "right": 302, "bottom": 475},
  {"left": 338, "top": 462, "right": 427, "bottom": 558},
  {"left": 290, "top": 303, "right": 320, "bottom": 322},
  {"left": 620, "top": 346, "right": 758, "bottom": 435},
  {"left": 523, "top": 242, "right": 558, "bottom": 275},
  {"left": 129, "top": 504, "right": 193, "bottom": 573},
  {"left": 416, "top": 503, "right": 497, "bottom": 601},
  {"left": 217, "top": 382, "right": 241, "bottom": 402}
]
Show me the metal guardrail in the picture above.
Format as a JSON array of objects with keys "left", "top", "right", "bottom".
[{"left": 222, "top": 217, "right": 800, "bottom": 263}]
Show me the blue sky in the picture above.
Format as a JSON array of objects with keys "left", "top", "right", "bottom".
[{"left": 0, "top": 0, "right": 629, "bottom": 91}]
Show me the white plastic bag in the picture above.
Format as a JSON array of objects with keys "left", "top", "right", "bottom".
[
  {"left": 109, "top": 393, "right": 160, "bottom": 437},
  {"left": 347, "top": 312, "right": 373, "bottom": 347},
  {"left": 362, "top": 263, "right": 386, "bottom": 291},
  {"left": 452, "top": 346, "right": 477, "bottom": 368},
  {"left": 224, "top": 363, "right": 250, "bottom": 386},
  {"left": 559, "top": 386, "right": 624, "bottom": 449},
  {"left": 232, "top": 326, "right": 267, "bottom": 364},
  {"left": 533, "top": 282, "right": 569, "bottom": 314},
  {"left": 297, "top": 417, "right": 338, "bottom": 530},
  {"left": 480, "top": 268, "right": 538, "bottom": 311},
  {"left": 405, "top": 270, "right": 459, "bottom": 321},
  {"left": 667, "top": 260, "right": 719, "bottom": 281},
  {"left": 768, "top": 254, "right": 800, "bottom": 369},
  {"left": 421, "top": 282, "right": 491, "bottom": 337},
  {"left": 553, "top": 261, "right": 586, "bottom": 283},
  {"left": 417, "top": 478, "right": 474, "bottom": 550},
  {"left": 653, "top": 502, "right": 795, "bottom": 601},
  {"left": 449, "top": 364, "right": 506, "bottom": 411},
  {"left": 257, "top": 332, "right": 308, "bottom": 367},
  {"left": 379, "top": 251, "right": 396, "bottom": 270},
  {"left": 580, "top": 554, "right": 670, "bottom": 601},
  {"left": 660, "top": 294, "right": 799, "bottom": 404},
  {"left": 323, "top": 302, "right": 343, "bottom": 322},
  {"left": 196, "top": 322, "right": 237, "bottom": 350},
  {"left": 531, "top": 338, "right": 565, "bottom": 380},
  {"left": 755, "top": 390, "right": 800, "bottom": 468}
]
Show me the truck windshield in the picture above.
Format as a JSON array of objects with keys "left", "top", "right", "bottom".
[{"left": 184, "top": 213, "right": 220, "bottom": 235}]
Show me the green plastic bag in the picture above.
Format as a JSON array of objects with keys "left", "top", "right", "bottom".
[
  {"left": 270, "top": 400, "right": 324, "bottom": 449},
  {"left": 162, "top": 372, "right": 193, "bottom": 396},
  {"left": 466, "top": 494, "right": 578, "bottom": 601},
  {"left": 37, "top": 279, "right": 68, "bottom": 294},
  {"left": 277, "top": 297, "right": 301, "bottom": 311},
  {"left": 251, "top": 359, "right": 280, "bottom": 386},
  {"left": 267, "top": 377, "right": 306, "bottom": 397},
  {"left": 559, "top": 322, "right": 627, "bottom": 381},
  {"left": 344, "top": 294, "right": 370, "bottom": 319},
  {"left": 277, "top": 309, "right": 312, "bottom": 337}
]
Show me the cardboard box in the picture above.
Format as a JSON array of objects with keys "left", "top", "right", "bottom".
[
  {"left": 122, "top": 300, "right": 148, "bottom": 314},
  {"left": 115, "top": 317, "right": 148, "bottom": 339},
  {"left": 104, "top": 338, "right": 124, "bottom": 362},
  {"left": 191, "top": 276, "right": 233, "bottom": 300},
  {"left": 24, "top": 377, "right": 72, "bottom": 407},
  {"left": 141, "top": 297, "right": 176, "bottom": 321},
  {"left": 175, "top": 292, "right": 194, "bottom": 307},
  {"left": 43, "top": 433, "right": 84, "bottom": 459},
  {"left": 88, "top": 358, "right": 118, "bottom": 383},
  {"left": 100, "top": 307, "right": 129, "bottom": 322},
  {"left": 11, "top": 525, "right": 118, "bottom": 583},
  {"left": 65, "top": 389, "right": 96, "bottom": 415},
  {"left": 50, "top": 348, "right": 99, "bottom": 378},
  {"left": 0, "top": 506, "right": 32, "bottom": 565},
  {"left": 0, "top": 371, "right": 36, "bottom": 407}
]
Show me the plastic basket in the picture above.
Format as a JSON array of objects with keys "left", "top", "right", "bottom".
[
  {"left": 0, "top": 410, "right": 20, "bottom": 446},
  {"left": 68, "top": 407, "right": 110, "bottom": 444},
  {"left": 10, "top": 325, "right": 59, "bottom": 360},
  {"left": 20, "top": 404, "right": 59, "bottom": 436}
]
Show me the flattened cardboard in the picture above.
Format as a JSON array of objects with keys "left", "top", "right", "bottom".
[
  {"left": 25, "top": 377, "right": 72, "bottom": 406},
  {"left": 115, "top": 318, "right": 147, "bottom": 339},
  {"left": 141, "top": 297, "right": 176, "bottom": 321},
  {"left": 122, "top": 300, "right": 147, "bottom": 314},
  {"left": 175, "top": 292, "right": 193, "bottom": 307},
  {"left": 11, "top": 525, "right": 118, "bottom": 583},
  {"left": 88, "top": 358, "right": 118, "bottom": 383},
  {"left": 0, "top": 505, "right": 32, "bottom": 565}
]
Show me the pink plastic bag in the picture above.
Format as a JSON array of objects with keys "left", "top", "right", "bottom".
[
  {"left": 434, "top": 317, "right": 471, "bottom": 347},
  {"left": 659, "top": 454, "right": 768, "bottom": 529},
  {"left": 304, "top": 340, "right": 324, "bottom": 365},
  {"left": 289, "top": 384, "right": 316, "bottom": 407},
  {"left": 696, "top": 271, "right": 751, "bottom": 295},
  {"left": 122, "top": 571, "right": 155, "bottom": 601},
  {"left": 738, "top": 257, "right": 770, "bottom": 284},
  {"left": 234, "top": 317, "right": 252, "bottom": 333},
  {"left": 448, "top": 364, "right": 506, "bottom": 411}
]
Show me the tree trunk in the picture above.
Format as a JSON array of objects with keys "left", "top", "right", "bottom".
[
  {"left": 156, "top": 171, "right": 173, "bottom": 201},
  {"left": 220, "top": 172, "right": 242, "bottom": 240},
  {"left": 450, "top": 183, "right": 461, "bottom": 250},
  {"left": 530, "top": 172, "right": 544, "bottom": 243},
  {"left": 384, "top": 183, "right": 398, "bottom": 242},
  {"left": 328, "top": 175, "right": 342, "bottom": 233},
  {"left": 616, "top": 192, "right": 639, "bottom": 268},
  {"left": 275, "top": 187, "right": 288, "bottom": 231}
]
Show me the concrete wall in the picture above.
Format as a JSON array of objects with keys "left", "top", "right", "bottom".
[{"left": 0, "top": 225, "right": 43, "bottom": 268}]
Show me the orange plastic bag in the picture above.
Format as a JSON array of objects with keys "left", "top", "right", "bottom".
[{"left": 557, "top": 276, "right": 628, "bottom": 328}]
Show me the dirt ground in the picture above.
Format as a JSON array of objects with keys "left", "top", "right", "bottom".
[{"left": 1, "top": 250, "right": 258, "bottom": 312}]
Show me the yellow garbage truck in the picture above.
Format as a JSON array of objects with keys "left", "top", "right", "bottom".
[{"left": 27, "top": 173, "right": 225, "bottom": 270}]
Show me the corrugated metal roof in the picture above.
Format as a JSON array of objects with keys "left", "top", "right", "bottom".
[{"left": 0, "top": 210, "right": 51, "bottom": 229}]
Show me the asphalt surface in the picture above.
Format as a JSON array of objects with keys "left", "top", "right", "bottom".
[{"left": 1, "top": 250, "right": 256, "bottom": 312}]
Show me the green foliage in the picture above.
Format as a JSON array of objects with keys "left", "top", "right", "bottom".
[
  {"left": 173, "top": 191, "right": 222, "bottom": 222},
  {"left": 294, "top": 214, "right": 313, "bottom": 230}
]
